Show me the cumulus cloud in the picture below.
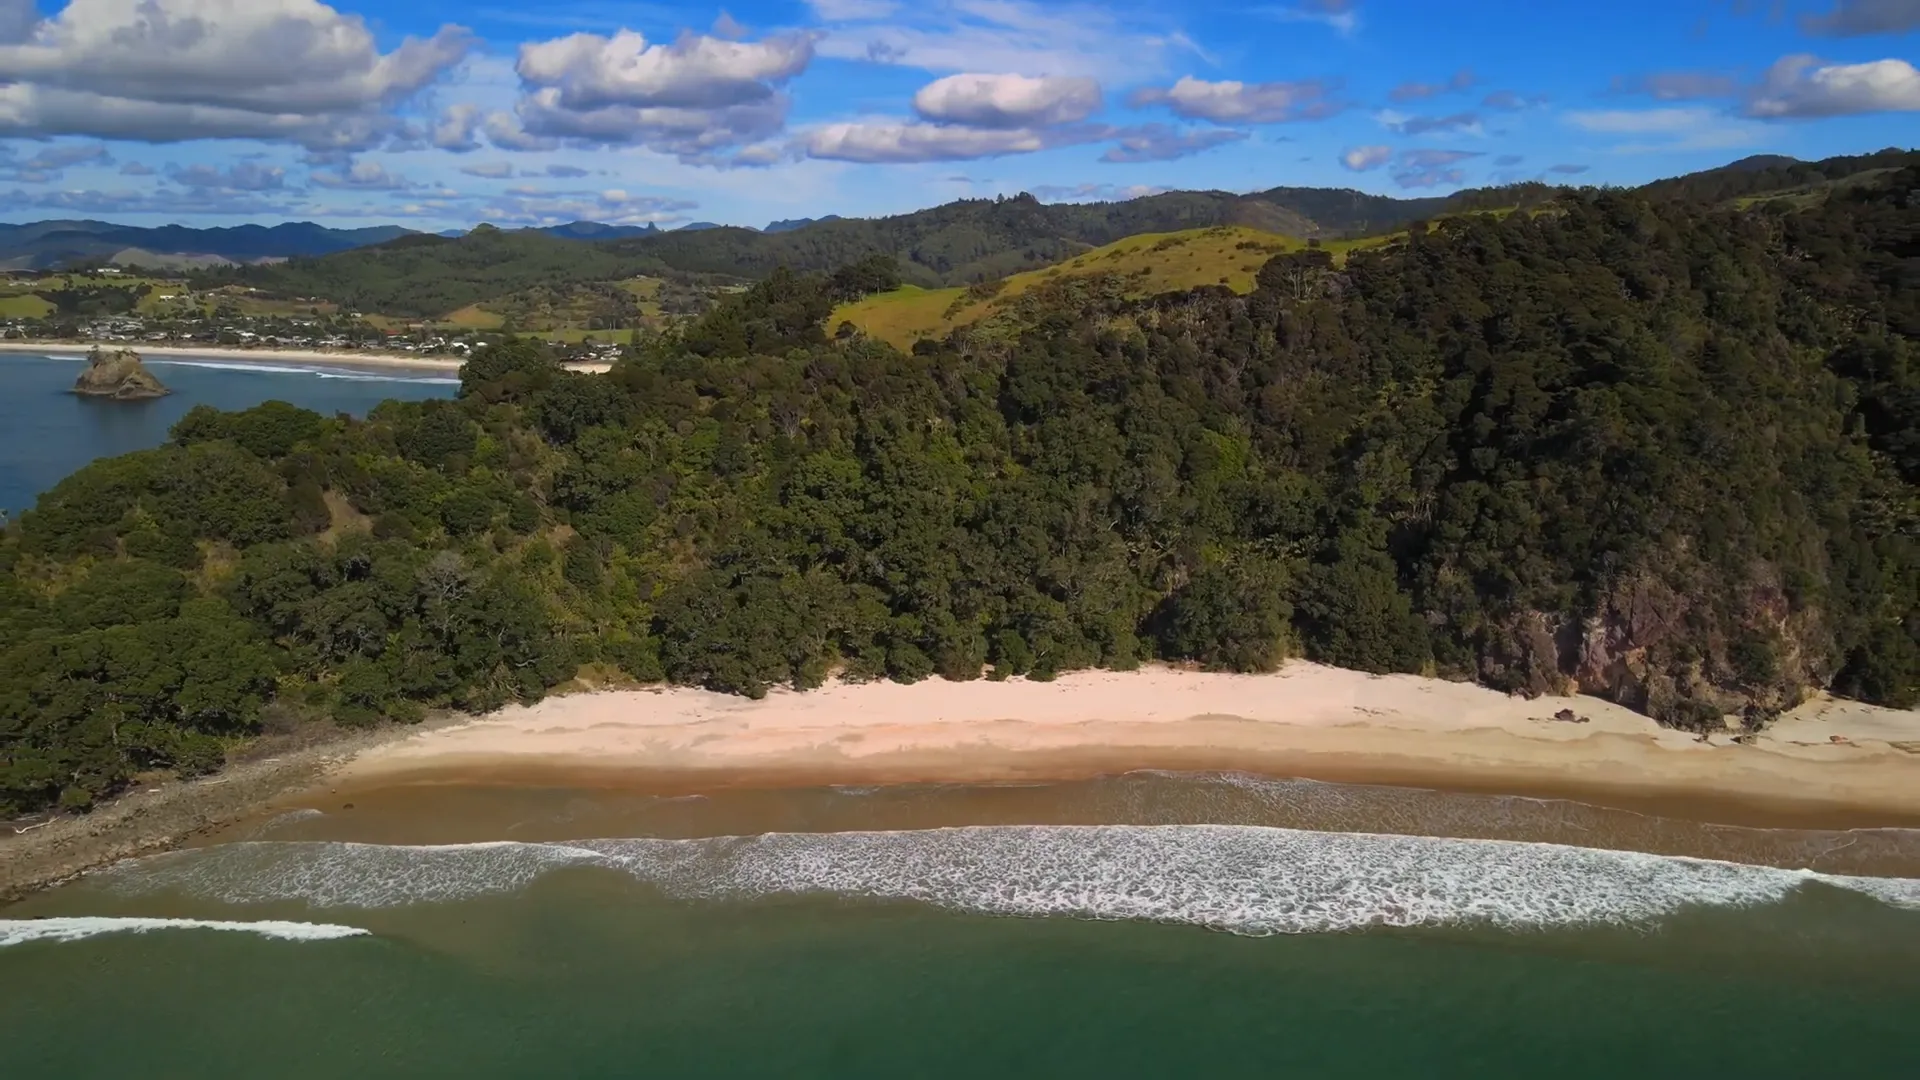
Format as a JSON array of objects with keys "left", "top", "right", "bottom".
[
  {"left": 309, "top": 160, "right": 410, "bottom": 190},
  {"left": 1340, "top": 144, "right": 1392, "bottom": 171},
  {"left": 170, "top": 161, "right": 287, "bottom": 191},
  {"left": 1130, "top": 76, "right": 1340, "bottom": 124},
  {"left": 500, "top": 28, "right": 813, "bottom": 161},
  {"left": 432, "top": 103, "right": 483, "bottom": 152},
  {"left": 1390, "top": 69, "right": 1475, "bottom": 103},
  {"left": 912, "top": 73, "right": 1101, "bottom": 128},
  {"left": 0, "top": 0, "right": 474, "bottom": 149},
  {"left": 1800, "top": 0, "right": 1920, "bottom": 36},
  {"left": 459, "top": 161, "right": 515, "bottom": 179},
  {"left": 544, "top": 164, "right": 591, "bottom": 178},
  {"left": 1099, "top": 124, "right": 1246, "bottom": 162},
  {"left": 805, "top": 120, "right": 1099, "bottom": 163},
  {"left": 482, "top": 111, "right": 559, "bottom": 152},
  {"left": 805, "top": 70, "right": 1118, "bottom": 164},
  {"left": 1746, "top": 55, "right": 1920, "bottom": 117}
]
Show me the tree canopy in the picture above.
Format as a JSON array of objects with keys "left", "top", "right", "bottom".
[{"left": 5, "top": 160, "right": 1917, "bottom": 816}]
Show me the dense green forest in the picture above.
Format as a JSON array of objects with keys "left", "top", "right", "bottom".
[
  {"left": 6, "top": 164, "right": 1916, "bottom": 817},
  {"left": 214, "top": 186, "right": 1455, "bottom": 317}
]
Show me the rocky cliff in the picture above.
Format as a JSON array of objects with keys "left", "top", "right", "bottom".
[{"left": 72, "top": 347, "right": 169, "bottom": 400}]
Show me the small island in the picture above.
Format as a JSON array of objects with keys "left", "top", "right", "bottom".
[{"left": 71, "top": 346, "right": 170, "bottom": 401}]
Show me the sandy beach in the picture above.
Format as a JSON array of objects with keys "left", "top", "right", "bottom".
[
  {"left": 0, "top": 339, "right": 464, "bottom": 372},
  {"left": 341, "top": 663, "right": 1920, "bottom": 822},
  {"left": 0, "top": 341, "right": 613, "bottom": 373}
]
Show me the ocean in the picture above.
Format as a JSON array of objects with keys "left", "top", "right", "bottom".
[
  {"left": 0, "top": 351, "right": 456, "bottom": 515},
  {"left": 3, "top": 773, "right": 1916, "bottom": 1078}
]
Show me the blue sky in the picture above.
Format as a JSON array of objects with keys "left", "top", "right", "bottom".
[{"left": 0, "top": 0, "right": 1914, "bottom": 229}]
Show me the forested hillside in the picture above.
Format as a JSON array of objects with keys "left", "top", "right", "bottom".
[
  {"left": 220, "top": 186, "right": 1452, "bottom": 317},
  {"left": 5, "top": 167, "right": 1916, "bottom": 816}
]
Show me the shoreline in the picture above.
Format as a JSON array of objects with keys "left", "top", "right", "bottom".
[
  {"left": 0, "top": 339, "right": 461, "bottom": 372},
  {"left": 343, "top": 663, "right": 1920, "bottom": 825},
  {"left": 8, "top": 662, "right": 1920, "bottom": 903},
  {"left": 0, "top": 340, "right": 612, "bottom": 374}
]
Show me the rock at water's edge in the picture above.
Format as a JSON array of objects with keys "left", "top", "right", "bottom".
[{"left": 72, "top": 346, "right": 170, "bottom": 400}]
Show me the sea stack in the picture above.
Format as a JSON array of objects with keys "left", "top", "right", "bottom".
[{"left": 72, "top": 346, "right": 170, "bottom": 401}]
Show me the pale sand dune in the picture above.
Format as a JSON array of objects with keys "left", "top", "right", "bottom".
[{"left": 340, "top": 663, "right": 1920, "bottom": 819}]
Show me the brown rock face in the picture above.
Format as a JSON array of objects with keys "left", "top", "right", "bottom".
[{"left": 72, "top": 346, "right": 170, "bottom": 401}]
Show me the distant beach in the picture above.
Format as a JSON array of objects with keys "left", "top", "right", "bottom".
[
  {"left": 0, "top": 341, "right": 613, "bottom": 373},
  {"left": 0, "top": 340, "right": 461, "bottom": 372}
]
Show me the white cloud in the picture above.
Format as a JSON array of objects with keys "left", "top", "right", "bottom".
[
  {"left": 0, "top": 0, "right": 473, "bottom": 148},
  {"left": 912, "top": 73, "right": 1101, "bottom": 129},
  {"left": 1747, "top": 55, "right": 1920, "bottom": 117},
  {"left": 1563, "top": 105, "right": 1769, "bottom": 152},
  {"left": 810, "top": 0, "right": 1199, "bottom": 82},
  {"left": 498, "top": 28, "right": 813, "bottom": 162},
  {"left": 517, "top": 28, "right": 812, "bottom": 111},
  {"left": 1131, "top": 76, "right": 1340, "bottom": 124},
  {"left": 432, "top": 103, "right": 484, "bottom": 152},
  {"left": 4, "top": 184, "right": 303, "bottom": 217},
  {"left": 477, "top": 187, "right": 697, "bottom": 228},
  {"left": 170, "top": 161, "right": 287, "bottom": 191},
  {"left": 1392, "top": 167, "right": 1465, "bottom": 189},
  {"left": 483, "top": 110, "right": 559, "bottom": 152},
  {"left": 1340, "top": 144, "right": 1391, "bottom": 171},
  {"left": 1259, "top": 1, "right": 1359, "bottom": 35},
  {"left": 309, "top": 159, "right": 410, "bottom": 190},
  {"left": 1375, "top": 109, "right": 1484, "bottom": 137},
  {"left": 805, "top": 0, "right": 900, "bottom": 18},
  {"left": 804, "top": 119, "right": 1097, "bottom": 162},
  {"left": 1099, "top": 124, "right": 1246, "bottom": 163}
]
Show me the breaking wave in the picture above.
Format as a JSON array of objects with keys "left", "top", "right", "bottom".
[
  {"left": 0, "top": 917, "right": 370, "bottom": 948},
  {"left": 94, "top": 825, "right": 1920, "bottom": 936}
]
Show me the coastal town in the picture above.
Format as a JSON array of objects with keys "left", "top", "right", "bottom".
[{"left": 0, "top": 271, "right": 647, "bottom": 366}]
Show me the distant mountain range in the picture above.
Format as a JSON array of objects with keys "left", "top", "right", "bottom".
[
  {"left": 12, "top": 148, "right": 1915, "bottom": 297},
  {"left": 0, "top": 220, "right": 413, "bottom": 271},
  {"left": 0, "top": 212, "right": 878, "bottom": 270}
]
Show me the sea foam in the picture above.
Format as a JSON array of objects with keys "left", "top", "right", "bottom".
[
  {"left": 0, "top": 917, "right": 370, "bottom": 948},
  {"left": 93, "top": 825, "right": 1920, "bottom": 935}
]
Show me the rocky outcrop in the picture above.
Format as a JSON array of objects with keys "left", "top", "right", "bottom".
[
  {"left": 1481, "top": 566, "right": 1823, "bottom": 733},
  {"left": 72, "top": 346, "right": 169, "bottom": 401}
]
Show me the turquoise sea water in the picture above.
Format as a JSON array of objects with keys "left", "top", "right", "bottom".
[
  {"left": 0, "top": 351, "right": 455, "bottom": 514},
  {"left": 3, "top": 774, "right": 1918, "bottom": 1078}
]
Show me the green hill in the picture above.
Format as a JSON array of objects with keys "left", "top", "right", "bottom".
[{"left": 6, "top": 161, "right": 1918, "bottom": 817}]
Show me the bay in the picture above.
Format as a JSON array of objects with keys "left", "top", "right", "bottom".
[
  {"left": 3, "top": 774, "right": 1917, "bottom": 1078},
  {"left": 0, "top": 351, "right": 456, "bottom": 515}
]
